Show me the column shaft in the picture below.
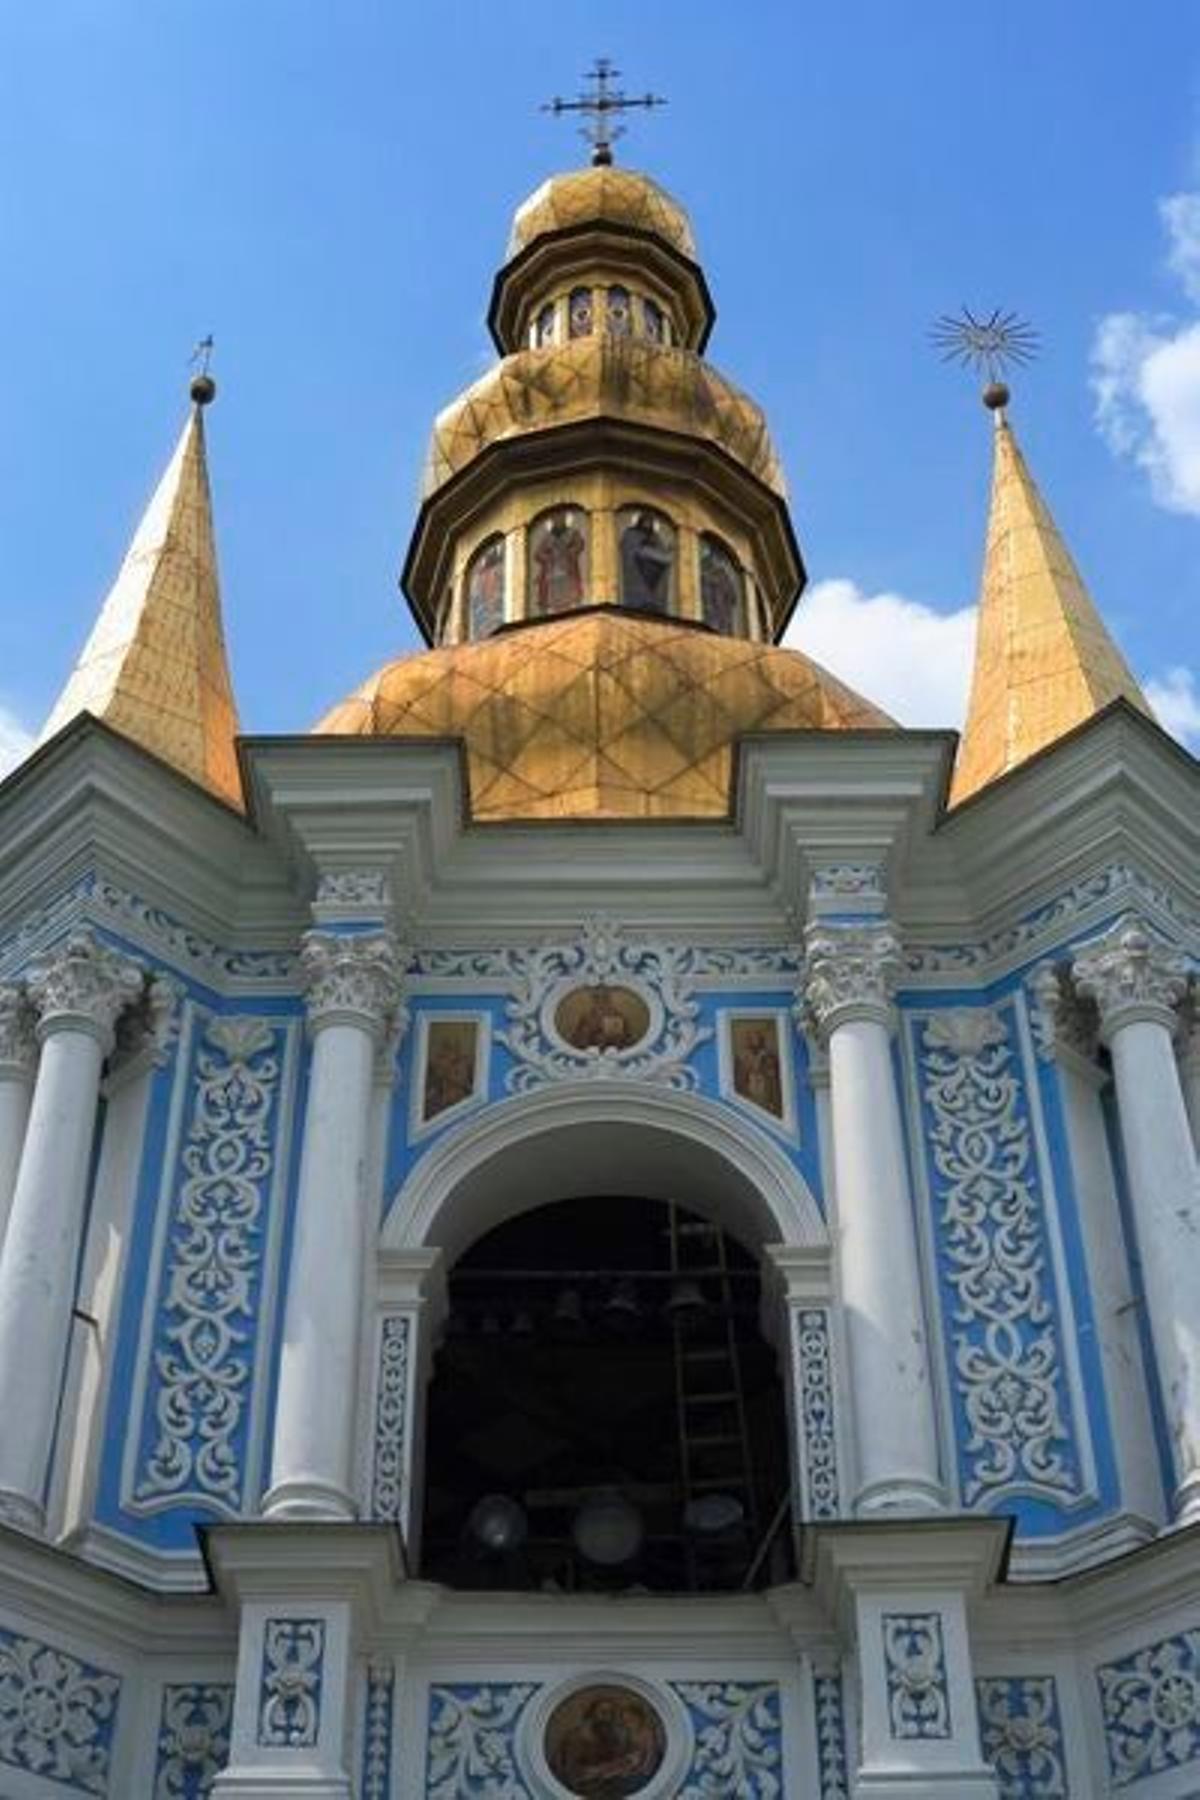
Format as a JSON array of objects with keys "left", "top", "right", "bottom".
[
  {"left": 0, "top": 987, "right": 36, "bottom": 1245},
  {"left": 266, "top": 1023, "right": 377, "bottom": 1519},
  {"left": 1108, "top": 1018, "right": 1200, "bottom": 1516},
  {"left": 828, "top": 1017, "right": 942, "bottom": 1513},
  {"left": 264, "top": 924, "right": 402, "bottom": 1521}
]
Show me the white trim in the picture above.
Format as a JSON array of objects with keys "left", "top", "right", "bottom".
[
  {"left": 407, "top": 1010, "right": 491, "bottom": 1144},
  {"left": 716, "top": 1005, "right": 799, "bottom": 1143},
  {"left": 382, "top": 1079, "right": 827, "bottom": 1261}
]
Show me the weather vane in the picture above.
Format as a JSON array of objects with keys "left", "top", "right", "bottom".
[
  {"left": 188, "top": 334, "right": 216, "bottom": 407},
  {"left": 931, "top": 306, "right": 1039, "bottom": 411},
  {"left": 542, "top": 58, "right": 666, "bottom": 167}
]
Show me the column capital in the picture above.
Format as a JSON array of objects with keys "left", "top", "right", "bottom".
[
  {"left": 1072, "top": 915, "right": 1190, "bottom": 1038},
  {"left": 802, "top": 919, "right": 904, "bottom": 1038},
  {"left": 0, "top": 985, "right": 37, "bottom": 1078},
  {"left": 26, "top": 930, "right": 145, "bottom": 1052},
  {"left": 300, "top": 929, "right": 405, "bottom": 1039}
]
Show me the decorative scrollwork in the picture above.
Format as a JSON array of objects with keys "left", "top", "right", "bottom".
[
  {"left": 496, "top": 917, "right": 710, "bottom": 1091},
  {"left": 919, "top": 1007, "right": 1083, "bottom": 1505},
  {"left": 882, "top": 1612, "right": 951, "bottom": 1740},
  {"left": 0, "top": 983, "right": 36, "bottom": 1075},
  {"left": 131, "top": 1015, "right": 285, "bottom": 1513},
  {"left": 673, "top": 1680, "right": 783, "bottom": 1797},
  {"left": 1097, "top": 1628, "right": 1200, "bottom": 1787},
  {"left": 257, "top": 1618, "right": 325, "bottom": 1750},
  {"left": 794, "top": 1307, "right": 840, "bottom": 1519},
  {"left": 0, "top": 1625, "right": 121, "bottom": 1795},
  {"left": 976, "top": 1675, "right": 1068, "bottom": 1797},
  {"left": 369, "top": 1315, "right": 411, "bottom": 1521},
  {"left": 425, "top": 1682, "right": 538, "bottom": 1798},
  {"left": 153, "top": 1681, "right": 233, "bottom": 1799},
  {"left": 814, "top": 1670, "right": 849, "bottom": 1800},
  {"left": 361, "top": 1662, "right": 395, "bottom": 1800}
]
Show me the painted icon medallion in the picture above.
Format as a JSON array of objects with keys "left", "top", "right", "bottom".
[{"left": 544, "top": 1683, "right": 667, "bottom": 1798}]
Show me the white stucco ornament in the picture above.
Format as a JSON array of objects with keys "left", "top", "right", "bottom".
[{"left": 498, "top": 916, "right": 711, "bottom": 1092}]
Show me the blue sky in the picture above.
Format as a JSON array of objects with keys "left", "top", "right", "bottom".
[{"left": 2, "top": 1, "right": 1199, "bottom": 767}]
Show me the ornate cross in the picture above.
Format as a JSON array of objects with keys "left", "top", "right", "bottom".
[{"left": 542, "top": 58, "right": 666, "bottom": 167}]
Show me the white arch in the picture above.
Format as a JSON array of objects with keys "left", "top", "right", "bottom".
[{"left": 381, "top": 1080, "right": 826, "bottom": 1262}]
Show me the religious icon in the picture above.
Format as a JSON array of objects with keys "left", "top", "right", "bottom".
[
  {"left": 465, "top": 538, "right": 505, "bottom": 640},
  {"left": 534, "top": 302, "right": 557, "bottom": 348},
  {"left": 607, "top": 285, "right": 633, "bottom": 337},
  {"left": 422, "top": 1019, "right": 480, "bottom": 1122},
  {"left": 699, "top": 536, "right": 743, "bottom": 636},
  {"left": 642, "top": 297, "right": 666, "bottom": 343},
  {"left": 731, "top": 1016, "right": 785, "bottom": 1119},
  {"left": 569, "top": 286, "right": 594, "bottom": 338},
  {"left": 619, "top": 512, "right": 674, "bottom": 614},
  {"left": 555, "top": 984, "right": 651, "bottom": 1055},
  {"left": 544, "top": 1684, "right": 667, "bottom": 1800},
  {"left": 530, "top": 510, "right": 587, "bottom": 615}
]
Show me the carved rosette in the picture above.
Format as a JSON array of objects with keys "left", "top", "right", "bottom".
[
  {"left": 300, "top": 930, "right": 405, "bottom": 1040},
  {"left": 0, "top": 984, "right": 37, "bottom": 1079},
  {"left": 25, "top": 929, "right": 145, "bottom": 1052},
  {"left": 1073, "top": 915, "right": 1190, "bottom": 1038},
  {"left": 801, "top": 920, "right": 903, "bottom": 1038}
]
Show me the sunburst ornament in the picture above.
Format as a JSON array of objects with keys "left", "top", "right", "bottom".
[{"left": 931, "top": 307, "right": 1039, "bottom": 410}]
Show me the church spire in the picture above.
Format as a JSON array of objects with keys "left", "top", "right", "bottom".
[
  {"left": 949, "top": 382, "right": 1152, "bottom": 806},
  {"left": 39, "top": 365, "right": 243, "bottom": 809}
]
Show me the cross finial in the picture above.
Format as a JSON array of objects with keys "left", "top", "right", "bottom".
[
  {"left": 188, "top": 334, "right": 216, "bottom": 407},
  {"left": 542, "top": 58, "right": 666, "bottom": 167}
]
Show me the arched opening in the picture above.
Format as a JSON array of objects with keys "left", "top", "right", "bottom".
[
  {"left": 618, "top": 509, "right": 675, "bottom": 614},
  {"left": 464, "top": 535, "right": 506, "bottom": 640},
  {"left": 419, "top": 1192, "right": 793, "bottom": 1594}
]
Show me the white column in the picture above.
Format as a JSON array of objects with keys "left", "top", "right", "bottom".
[
  {"left": 1178, "top": 999, "right": 1200, "bottom": 1156},
  {"left": 264, "top": 930, "right": 402, "bottom": 1521},
  {"left": 805, "top": 921, "right": 944, "bottom": 1515},
  {"left": 0, "top": 931, "right": 143, "bottom": 1532},
  {"left": 0, "top": 985, "right": 37, "bottom": 1248},
  {"left": 1074, "top": 916, "right": 1200, "bottom": 1523}
]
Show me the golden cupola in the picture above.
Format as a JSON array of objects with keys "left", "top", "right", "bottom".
[{"left": 318, "top": 138, "right": 895, "bottom": 821}]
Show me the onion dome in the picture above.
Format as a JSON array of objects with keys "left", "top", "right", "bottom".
[
  {"left": 507, "top": 167, "right": 697, "bottom": 262},
  {"left": 316, "top": 611, "right": 894, "bottom": 823}
]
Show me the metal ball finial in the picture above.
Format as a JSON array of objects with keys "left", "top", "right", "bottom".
[
  {"left": 982, "top": 380, "right": 1010, "bottom": 412},
  {"left": 190, "top": 373, "right": 217, "bottom": 407}
]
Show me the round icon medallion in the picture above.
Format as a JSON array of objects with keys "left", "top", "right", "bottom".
[
  {"left": 543, "top": 1682, "right": 667, "bottom": 1798},
  {"left": 554, "top": 984, "right": 651, "bottom": 1056}
]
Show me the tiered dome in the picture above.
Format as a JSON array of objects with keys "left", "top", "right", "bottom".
[{"left": 507, "top": 167, "right": 697, "bottom": 261}]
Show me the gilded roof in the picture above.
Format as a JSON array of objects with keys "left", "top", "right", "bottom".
[
  {"left": 315, "top": 611, "right": 894, "bottom": 822},
  {"left": 508, "top": 167, "right": 696, "bottom": 261},
  {"left": 423, "top": 338, "right": 785, "bottom": 500},
  {"left": 950, "top": 416, "right": 1152, "bottom": 805},
  {"left": 39, "top": 404, "right": 243, "bottom": 809}
]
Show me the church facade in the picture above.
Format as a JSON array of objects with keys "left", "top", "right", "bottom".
[{"left": 0, "top": 147, "right": 1198, "bottom": 1800}]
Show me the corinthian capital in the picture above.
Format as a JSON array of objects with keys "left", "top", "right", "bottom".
[
  {"left": 1073, "top": 915, "right": 1190, "bottom": 1038},
  {"left": 0, "top": 985, "right": 37, "bottom": 1077},
  {"left": 802, "top": 919, "right": 904, "bottom": 1038},
  {"left": 300, "top": 929, "right": 404, "bottom": 1038},
  {"left": 26, "top": 930, "right": 145, "bottom": 1051}
]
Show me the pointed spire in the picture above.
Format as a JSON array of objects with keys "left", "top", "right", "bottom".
[
  {"left": 950, "top": 400, "right": 1152, "bottom": 805},
  {"left": 39, "top": 372, "right": 243, "bottom": 808}
]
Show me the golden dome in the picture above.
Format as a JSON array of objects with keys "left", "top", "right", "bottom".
[
  {"left": 508, "top": 167, "right": 697, "bottom": 262},
  {"left": 422, "top": 337, "right": 785, "bottom": 501},
  {"left": 315, "top": 611, "right": 894, "bottom": 822}
]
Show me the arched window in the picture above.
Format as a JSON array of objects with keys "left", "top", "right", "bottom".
[
  {"left": 533, "top": 302, "right": 556, "bottom": 348},
  {"left": 420, "top": 1195, "right": 792, "bottom": 1593},
  {"left": 568, "top": 287, "right": 594, "bottom": 339},
  {"left": 619, "top": 510, "right": 675, "bottom": 614},
  {"left": 607, "top": 285, "right": 632, "bottom": 337},
  {"left": 464, "top": 536, "right": 506, "bottom": 640},
  {"left": 699, "top": 536, "right": 743, "bottom": 636},
  {"left": 642, "top": 297, "right": 666, "bottom": 343},
  {"left": 529, "top": 509, "right": 588, "bottom": 616}
]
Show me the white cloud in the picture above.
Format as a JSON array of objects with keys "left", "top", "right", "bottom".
[
  {"left": 786, "top": 578, "right": 1198, "bottom": 757},
  {"left": 784, "top": 578, "right": 976, "bottom": 728},
  {"left": 0, "top": 704, "right": 34, "bottom": 779},
  {"left": 1145, "top": 664, "right": 1200, "bottom": 747},
  {"left": 1092, "top": 192, "right": 1200, "bottom": 514}
]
